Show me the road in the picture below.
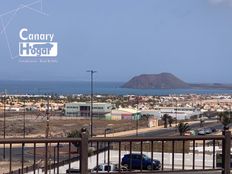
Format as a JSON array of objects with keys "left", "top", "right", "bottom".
[
  {"left": 137, "top": 120, "right": 223, "bottom": 137},
  {"left": 0, "top": 121, "right": 222, "bottom": 162}
]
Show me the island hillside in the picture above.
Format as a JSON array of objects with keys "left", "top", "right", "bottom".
[{"left": 122, "top": 73, "right": 232, "bottom": 89}]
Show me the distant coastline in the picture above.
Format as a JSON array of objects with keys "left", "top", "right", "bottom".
[
  {"left": 190, "top": 83, "right": 232, "bottom": 90},
  {"left": 0, "top": 80, "right": 232, "bottom": 96}
]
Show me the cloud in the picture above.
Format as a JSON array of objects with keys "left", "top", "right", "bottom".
[{"left": 209, "top": 0, "right": 232, "bottom": 6}]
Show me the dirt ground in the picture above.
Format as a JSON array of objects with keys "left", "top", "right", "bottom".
[{"left": 0, "top": 112, "right": 149, "bottom": 138}]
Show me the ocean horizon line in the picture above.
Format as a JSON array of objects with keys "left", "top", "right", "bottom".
[{"left": 0, "top": 81, "right": 232, "bottom": 96}]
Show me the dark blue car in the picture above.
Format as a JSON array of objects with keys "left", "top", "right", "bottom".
[{"left": 121, "top": 153, "right": 161, "bottom": 170}]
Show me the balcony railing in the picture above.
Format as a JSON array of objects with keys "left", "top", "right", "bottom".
[{"left": 0, "top": 129, "right": 231, "bottom": 174}]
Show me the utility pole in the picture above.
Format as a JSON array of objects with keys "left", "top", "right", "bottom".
[
  {"left": 229, "top": 97, "right": 231, "bottom": 125},
  {"left": 23, "top": 99, "right": 26, "bottom": 138},
  {"left": 3, "top": 91, "right": 6, "bottom": 159},
  {"left": 136, "top": 96, "right": 139, "bottom": 136},
  {"left": 87, "top": 70, "right": 97, "bottom": 138},
  {"left": 45, "top": 95, "right": 52, "bottom": 174},
  {"left": 46, "top": 95, "right": 50, "bottom": 138},
  {"left": 175, "top": 98, "right": 178, "bottom": 125},
  {"left": 22, "top": 98, "right": 26, "bottom": 173}
]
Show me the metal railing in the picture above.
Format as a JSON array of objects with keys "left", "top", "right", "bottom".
[{"left": 0, "top": 129, "right": 231, "bottom": 174}]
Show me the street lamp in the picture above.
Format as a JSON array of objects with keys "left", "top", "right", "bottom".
[
  {"left": 45, "top": 95, "right": 53, "bottom": 172},
  {"left": 23, "top": 98, "right": 26, "bottom": 138},
  {"left": 229, "top": 101, "right": 231, "bottom": 122},
  {"left": 45, "top": 95, "right": 50, "bottom": 138},
  {"left": 104, "top": 128, "right": 112, "bottom": 137},
  {"left": 136, "top": 116, "right": 139, "bottom": 136},
  {"left": 175, "top": 98, "right": 178, "bottom": 125},
  {"left": 3, "top": 92, "right": 6, "bottom": 159},
  {"left": 86, "top": 70, "right": 97, "bottom": 138},
  {"left": 136, "top": 96, "right": 139, "bottom": 136},
  {"left": 104, "top": 128, "right": 111, "bottom": 163}
]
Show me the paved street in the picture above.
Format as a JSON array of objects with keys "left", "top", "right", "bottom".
[
  {"left": 100, "top": 120, "right": 223, "bottom": 138},
  {"left": 137, "top": 120, "right": 223, "bottom": 137}
]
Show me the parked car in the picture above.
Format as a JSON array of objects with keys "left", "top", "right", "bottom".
[
  {"left": 198, "top": 127, "right": 216, "bottom": 135},
  {"left": 210, "top": 127, "right": 217, "bottom": 132},
  {"left": 184, "top": 130, "right": 197, "bottom": 136},
  {"left": 205, "top": 128, "right": 213, "bottom": 134},
  {"left": 198, "top": 129, "right": 206, "bottom": 135},
  {"left": 91, "top": 163, "right": 127, "bottom": 173},
  {"left": 121, "top": 153, "right": 161, "bottom": 170}
]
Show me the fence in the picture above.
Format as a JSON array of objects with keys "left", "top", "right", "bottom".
[{"left": 0, "top": 128, "right": 231, "bottom": 174}]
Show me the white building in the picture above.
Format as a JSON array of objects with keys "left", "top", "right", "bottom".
[
  {"left": 64, "top": 102, "right": 112, "bottom": 117},
  {"left": 154, "top": 107, "right": 201, "bottom": 120}
]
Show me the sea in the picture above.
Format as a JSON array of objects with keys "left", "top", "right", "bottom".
[{"left": 0, "top": 81, "right": 232, "bottom": 96}]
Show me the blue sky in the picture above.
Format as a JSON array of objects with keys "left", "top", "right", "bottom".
[{"left": 0, "top": 0, "right": 232, "bottom": 83}]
